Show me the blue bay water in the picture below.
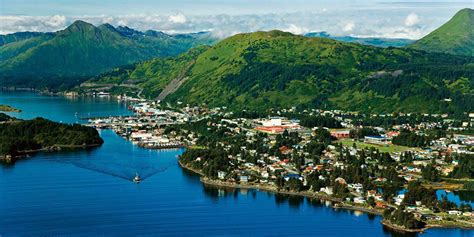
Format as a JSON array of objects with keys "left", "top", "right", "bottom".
[{"left": 0, "top": 91, "right": 473, "bottom": 236}]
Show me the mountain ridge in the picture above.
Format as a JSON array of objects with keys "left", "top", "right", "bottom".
[
  {"left": 409, "top": 8, "right": 474, "bottom": 56},
  {"left": 86, "top": 30, "right": 474, "bottom": 114},
  {"left": 0, "top": 21, "right": 217, "bottom": 88}
]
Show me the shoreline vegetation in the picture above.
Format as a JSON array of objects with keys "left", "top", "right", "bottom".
[
  {"left": 0, "top": 104, "right": 21, "bottom": 112},
  {"left": 0, "top": 143, "right": 103, "bottom": 163},
  {"left": 178, "top": 161, "right": 474, "bottom": 233},
  {"left": 0, "top": 117, "right": 104, "bottom": 164},
  {"left": 2, "top": 92, "right": 473, "bottom": 234},
  {"left": 94, "top": 94, "right": 472, "bottom": 233}
]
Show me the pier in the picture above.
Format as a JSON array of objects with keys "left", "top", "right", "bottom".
[{"left": 83, "top": 102, "right": 191, "bottom": 150}]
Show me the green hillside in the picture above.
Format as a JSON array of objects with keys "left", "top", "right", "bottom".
[
  {"left": 409, "top": 8, "right": 474, "bottom": 56},
  {"left": 0, "top": 34, "right": 54, "bottom": 61},
  {"left": 0, "top": 32, "right": 50, "bottom": 46},
  {"left": 0, "top": 21, "right": 215, "bottom": 88},
  {"left": 90, "top": 30, "right": 474, "bottom": 114},
  {"left": 85, "top": 46, "right": 208, "bottom": 98}
]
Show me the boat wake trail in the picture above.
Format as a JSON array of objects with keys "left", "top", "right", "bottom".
[{"left": 53, "top": 159, "right": 172, "bottom": 182}]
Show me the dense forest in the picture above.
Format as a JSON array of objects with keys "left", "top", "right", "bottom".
[
  {"left": 392, "top": 130, "right": 431, "bottom": 147},
  {"left": 383, "top": 207, "right": 426, "bottom": 230},
  {"left": 450, "top": 154, "right": 474, "bottom": 179},
  {"left": 0, "top": 118, "right": 103, "bottom": 160}
]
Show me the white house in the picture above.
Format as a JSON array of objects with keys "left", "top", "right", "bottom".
[
  {"left": 354, "top": 197, "right": 366, "bottom": 204},
  {"left": 218, "top": 171, "right": 227, "bottom": 180}
]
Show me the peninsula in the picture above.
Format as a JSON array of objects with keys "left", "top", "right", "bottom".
[
  {"left": 0, "top": 117, "right": 104, "bottom": 164},
  {"left": 0, "top": 104, "right": 21, "bottom": 112}
]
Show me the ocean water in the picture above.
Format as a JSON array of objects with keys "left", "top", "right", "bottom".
[{"left": 0, "top": 91, "right": 472, "bottom": 236}]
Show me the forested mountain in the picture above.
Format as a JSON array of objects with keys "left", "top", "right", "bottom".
[
  {"left": 0, "top": 21, "right": 216, "bottom": 88},
  {"left": 85, "top": 46, "right": 209, "bottom": 98},
  {"left": 305, "top": 32, "right": 414, "bottom": 47},
  {"left": 409, "top": 8, "right": 474, "bottom": 56},
  {"left": 89, "top": 30, "right": 474, "bottom": 114},
  {"left": 0, "top": 32, "right": 51, "bottom": 46},
  {"left": 0, "top": 33, "right": 55, "bottom": 62}
]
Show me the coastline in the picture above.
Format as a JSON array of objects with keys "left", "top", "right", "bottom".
[
  {"left": 178, "top": 160, "right": 474, "bottom": 233},
  {"left": 0, "top": 143, "right": 102, "bottom": 163},
  {"left": 0, "top": 104, "right": 21, "bottom": 113},
  {"left": 178, "top": 161, "right": 381, "bottom": 213},
  {"left": 381, "top": 220, "right": 429, "bottom": 233}
]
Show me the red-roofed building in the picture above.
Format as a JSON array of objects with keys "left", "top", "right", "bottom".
[
  {"left": 376, "top": 201, "right": 387, "bottom": 208},
  {"left": 255, "top": 126, "right": 286, "bottom": 134},
  {"left": 386, "top": 131, "right": 400, "bottom": 137},
  {"left": 279, "top": 146, "right": 292, "bottom": 155},
  {"left": 330, "top": 130, "right": 350, "bottom": 139}
]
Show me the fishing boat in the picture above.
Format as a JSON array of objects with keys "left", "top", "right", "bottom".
[{"left": 133, "top": 173, "right": 141, "bottom": 183}]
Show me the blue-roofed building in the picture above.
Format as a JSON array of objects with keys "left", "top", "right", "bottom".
[
  {"left": 364, "top": 135, "right": 390, "bottom": 145},
  {"left": 284, "top": 173, "right": 303, "bottom": 181}
]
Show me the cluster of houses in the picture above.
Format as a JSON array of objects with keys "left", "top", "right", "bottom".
[
  {"left": 85, "top": 99, "right": 474, "bottom": 223},
  {"left": 87, "top": 102, "right": 192, "bottom": 149},
  {"left": 173, "top": 108, "right": 474, "bottom": 223}
]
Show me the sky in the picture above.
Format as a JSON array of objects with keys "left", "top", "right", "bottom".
[{"left": 0, "top": 0, "right": 473, "bottom": 39}]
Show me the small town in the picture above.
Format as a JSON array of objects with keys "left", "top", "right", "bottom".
[
  {"left": 2, "top": 1, "right": 474, "bottom": 235},
  {"left": 84, "top": 97, "right": 474, "bottom": 232}
]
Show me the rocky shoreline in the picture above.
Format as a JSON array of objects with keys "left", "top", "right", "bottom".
[{"left": 381, "top": 220, "right": 429, "bottom": 233}]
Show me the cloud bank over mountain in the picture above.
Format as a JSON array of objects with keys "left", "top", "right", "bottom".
[{"left": 1, "top": 1, "right": 471, "bottom": 39}]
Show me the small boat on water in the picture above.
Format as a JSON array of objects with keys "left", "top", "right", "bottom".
[{"left": 133, "top": 173, "right": 141, "bottom": 183}]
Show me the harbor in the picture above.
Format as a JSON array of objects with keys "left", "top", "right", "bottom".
[{"left": 84, "top": 101, "right": 190, "bottom": 149}]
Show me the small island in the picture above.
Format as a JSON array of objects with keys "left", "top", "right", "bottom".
[
  {"left": 0, "top": 104, "right": 21, "bottom": 113},
  {"left": 0, "top": 117, "right": 104, "bottom": 164}
]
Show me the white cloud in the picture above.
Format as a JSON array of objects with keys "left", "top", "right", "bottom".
[
  {"left": 168, "top": 13, "right": 187, "bottom": 24},
  {"left": 0, "top": 15, "right": 68, "bottom": 34},
  {"left": 46, "top": 15, "right": 66, "bottom": 27},
  {"left": 101, "top": 16, "right": 114, "bottom": 24},
  {"left": 343, "top": 22, "right": 355, "bottom": 32},
  {"left": 0, "top": 9, "right": 444, "bottom": 40},
  {"left": 405, "top": 13, "right": 420, "bottom": 27},
  {"left": 283, "top": 24, "right": 308, "bottom": 35},
  {"left": 117, "top": 19, "right": 128, "bottom": 26}
]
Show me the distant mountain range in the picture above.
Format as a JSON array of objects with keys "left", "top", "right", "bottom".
[
  {"left": 0, "top": 21, "right": 216, "bottom": 88},
  {"left": 409, "top": 8, "right": 474, "bottom": 57},
  {"left": 304, "top": 32, "right": 414, "bottom": 47}
]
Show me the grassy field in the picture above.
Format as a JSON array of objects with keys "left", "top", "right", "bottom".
[
  {"left": 422, "top": 181, "right": 464, "bottom": 190},
  {"left": 337, "top": 139, "right": 419, "bottom": 153}
]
